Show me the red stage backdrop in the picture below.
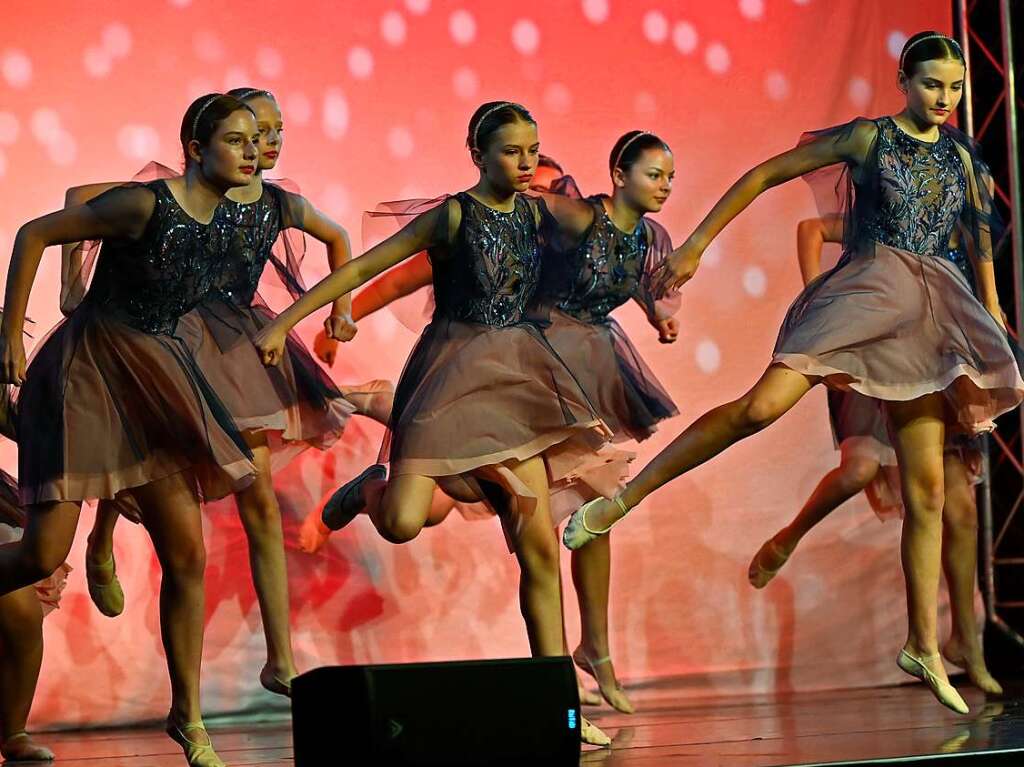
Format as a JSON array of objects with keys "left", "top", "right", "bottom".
[{"left": 1, "top": 0, "right": 957, "bottom": 728}]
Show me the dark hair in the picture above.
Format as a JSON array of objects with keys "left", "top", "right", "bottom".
[
  {"left": 609, "top": 131, "right": 671, "bottom": 177},
  {"left": 466, "top": 101, "right": 536, "bottom": 152},
  {"left": 899, "top": 31, "right": 965, "bottom": 77},
  {"left": 180, "top": 93, "right": 255, "bottom": 167},
  {"left": 537, "top": 154, "right": 563, "bottom": 173},
  {"left": 226, "top": 87, "right": 276, "bottom": 103}
]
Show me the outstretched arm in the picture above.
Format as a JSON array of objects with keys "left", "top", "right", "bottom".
[
  {"left": 796, "top": 215, "right": 844, "bottom": 286},
  {"left": 60, "top": 182, "right": 120, "bottom": 314},
  {"left": 2, "top": 186, "right": 153, "bottom": 382},
  {"left": 256, "top": 200, "right": 453, "bottom": 366},
  {"left": 654, "top": 120, "right": 876, "bottom": 293}
]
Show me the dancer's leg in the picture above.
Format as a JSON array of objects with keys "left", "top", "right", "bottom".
[
  {"left": 233, "top": 434, "right": 297, "bottom": 690},
  {"left": 585, "top": 365, "right": 815, "bottom": 531},
  {"left": 0, "top": 586, "right": 52, "bottom": 761},
  {"left": 0, "top": 502, "right": 80, "bottom": 596},
  {"left": 940, "top": 452, "right": 1001, "bottom": 694}
]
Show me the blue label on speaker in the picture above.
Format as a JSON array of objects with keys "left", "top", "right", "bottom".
[{"left": 567, "top": 709, "right": 577, "bottom": 730}]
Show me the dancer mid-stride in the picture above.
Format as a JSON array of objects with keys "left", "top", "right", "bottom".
[
  {"left": 0, "top": 94, "right": 263, "bottom": 767},
  {"left": 257, "top": 101, "right": 619, "bottom": 745},
  {"left": 747, "top": 216, "right": 1002, "bottom": 695},
  {"left": 563, "top": 32, "right": 1023, "bottom": 714}
]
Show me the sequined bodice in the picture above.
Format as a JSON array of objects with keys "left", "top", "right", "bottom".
[
  {"left": 859, "top": 117, "right": 966, "bottom": 259},
  {"left": 543, "top": 198, "right": 649, "bottom": 323},
  {"left": 431, "top": 193, "right": 541, "bottom": 326},
  {"left": 214, "top": 186, "right": 283, "bottom": 307},
  {"left": 88, "top": 181, "right": 229, "bottom": 334}
]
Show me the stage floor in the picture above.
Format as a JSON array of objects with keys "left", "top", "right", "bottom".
[{"left": 29, "top": 679, "right": 1024, "bottom": 765}]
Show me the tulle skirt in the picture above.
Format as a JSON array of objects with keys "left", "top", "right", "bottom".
[
  {"left": 542, "top": 309, "right": 678, "bottom": 524},
  {"left": 185, "top": 300, "right": 356, "bottom": 465},
  {"left": 14, "top": 304, "right": 257, "bottom": 507},
  {"left": 382, "top": 316, "right": 610, "bottom": 529},
  {"left": 776, "top": 242, "right": 1024, "bottom": 436}
]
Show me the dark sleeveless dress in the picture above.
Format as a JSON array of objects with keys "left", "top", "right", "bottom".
[
  {"left": 15, "top": 180, "right": 256, "bottom": 507},
  {"left": 381, "top": 192, "right": 610, "bottom": 525},
  {"left": 536, "top": 195, "right": 679, "bottom": 520}
]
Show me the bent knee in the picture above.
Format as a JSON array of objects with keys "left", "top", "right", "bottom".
[{"left": 843, "top": 458, "right": 881, "bottom": 489}]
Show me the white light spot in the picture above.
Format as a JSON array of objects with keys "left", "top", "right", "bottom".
[
  {"left": 186, "top": 77, "right": 216, "bottom": 100},
  {"left": 739, "top": 0, "right": 764, "bottom": 19},
  {"left": 672, "top": 22, "right": 698, "bottom": 54},
  {"left": 742, "top": 265, "right": 767, "bottom": 296},
  {"left": 83, "top": 46, "right": 112, "bottom": 78},
  {"left": 2, "top": 50, "right": 32, "bottom": 88},
  {"left": 286, "top": 92, "right": 312, "bottom": 126},
  {"left": 193, "top": 30, "right": 225, "bottom": 62},
  {"left": 117, "top": 124, "right": 161, "bottom": 161},
  {"left": 381, "top": 11, "right": 407, "bottom": 46},
  {"left": 0, "top": 113, "right": 19, "bottom": 145},
  {"left": 702, "top": 241, "right": 723, "bottom": 267},
  {"left": 449, "top": 10, "right": 476, "bottom": 46},
  {"left": 634, "top": 91, "right": 657, "bottom": 115},
  {"left": 223, "top": 67, "right": 250, "bottom": 91},
  {"left": 256, "top": 47, "right": 284, "bottom": 78},
  {"left": 544, "top": 83, "right": 572, "bottom": 114},
  {"left": 792, "top": 0, "right": 811, "bottom": 4},
  {"left": 848, "top": 76, "right": 872, "bottom": 108},
  {"left": 888, "top": 30, "right": 908, "bottom": 60},
  {"left": 47, "top": 130, "right": 77, "bottom": 166},
  {"left": 102, "top": 22, "right": 133, "bottom": 58},
  {"left": 696, "top": 339, "right": 721, "bottom": 374},
  {"left": 387, "top": 126, "right": 414, "bottom": 158},
  {"left": 322, "top": 183, "right": 350, "bottom": 217},
  {"left": 764, "top": 70, "right": 790, "bottom": 101},
  {"left": 582, "top": 0, "right": 609, "bottom": 24},
  {"left": 405, "top": 0, "right": 430, "bottom": 13},
  {"left": 322, "top": 88, "right": 350, "bottom": 140},
  {"left": 705, "top": 42, "right": 731, "bottom": 74},
  {"left": 30, "top": 109, "right": 61, "bottom": 145},
  {"left": 452, "top": 66, "right": 479, "bottom": 100},
  {"left": 169, "top": 0, "right": 192, "bottom": 6},
  {"left": 643, "top": 11, "right": 668, "bottom": 44},
  {"left": 348, "top": 47, "right": 374, "bottom": 79},
  {"left": 0, "top": 149, "right": 7, "bottom": 178},
  {"left": 512, "top": 19, "right": 540, "bottom": 55}
]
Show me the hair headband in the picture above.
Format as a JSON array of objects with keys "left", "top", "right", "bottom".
[
  {"left": 613, "top": 131, "right": 653, "bottom": 172},
  {"left": 899, "top": 34, "right": 963, "bottom": 73}
]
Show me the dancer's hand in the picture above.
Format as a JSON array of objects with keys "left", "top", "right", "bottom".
[
  {"left": 654, "top": 316, "right": 679, "bottom": 344},
  {"left": 325, "top": 312, "right": 358, "bottom": 343},
  {"left": 255, "top": 324, "right": 288, "bottom": 367},
  {"left": 0, "top": 334, "right": 26, "bottom": 385},
  {"left": 314, "top": 329, "right": 338, "bottom": 366},
  {"left": 655, "top": 240, "right": 703, "bottom": 293}
]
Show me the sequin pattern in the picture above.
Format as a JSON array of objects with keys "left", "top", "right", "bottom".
[
  {"left": 432, "top": 193, "right": 541, "bottom": 326},
  {"left": 860, "top": 117, "right": 966, "bottom": 259},
  {"left": 547, "top": 198, "right": 650, "bottom": 323},
  {"left": 213, "top": 187, "right": 283, "bottom": 307},
  {"left": 88, "top": 181, "right": 233, "bottom": 335}
]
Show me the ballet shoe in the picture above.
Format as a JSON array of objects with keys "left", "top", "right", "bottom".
[
  {"left": 563, "top": 496, "right": 628, "bottom": 551},
  {"left": 165, "top": 718, "right": 226, "bottom": 767},
  {"left": 298, "top": 510, "right": 332, "bottom": 554},
  {"left": 942, "top": 638, "right": 1004, "bottom": 696},
  {"left": 340, "top": 379, "right": 395, "bottom": 426},
  {"left": 259, "top": 664, "right": 293, "bottom": 698},
  {"left": 897, "top": 648, "right": 969, "bottom": 714},
  {"left": 321, "top": 464, "right": 387, "bottom": 531},
  {"left": 577, "top": 681, "right": 602, "bottom": 707},
  {"left": 747, "top": 535, "right": 794, "bottom": 589},
  {"left": 573, "top": 646, "right": 635, "bottom": 714},
  {"left": 580, "top": 717, "right": 611, "bottom": 747},
  {"left": 85, "top": 552, "right": 125, "bottom": 618},
  {"left": 0, "top": 732, "right": 55, "bottom": 762}
]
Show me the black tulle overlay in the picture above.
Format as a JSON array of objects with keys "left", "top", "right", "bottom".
[{"left": 16, "top": 180, "right": 257, "bottom": 506}]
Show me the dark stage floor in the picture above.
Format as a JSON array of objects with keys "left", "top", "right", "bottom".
[{"left": 25, "top": 679, "right": 1024, "bottom": 765}]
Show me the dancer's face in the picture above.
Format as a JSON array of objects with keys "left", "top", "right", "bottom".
[
  {"left": 529, "top": 164, "right": 563, "bottom": 193},
  {"left": 475, "top": 119, "right": 539, "bottom": 194},
  {"left": 899, "top": 58, "right": 964, "bottom": 127},
  {"left": 248, "top": 96, "right": 284, "bottom": 171},
  {"left": 616, "top": 148, "right": 674, "bottom": 214},
  {"left": 192, "top": 109, "right": 260, "bottom": 188}
]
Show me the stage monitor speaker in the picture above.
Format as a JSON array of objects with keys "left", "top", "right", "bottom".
[{"left": 292, "top": 656, "right": 581, "bottom": 766}]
